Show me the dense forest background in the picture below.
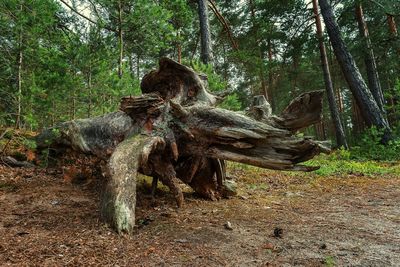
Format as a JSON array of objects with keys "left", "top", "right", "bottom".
[{"left": 1, "top": 0, "right": 399, "bottom": 158}]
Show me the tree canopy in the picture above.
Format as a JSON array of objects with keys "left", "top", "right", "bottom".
[{"left": 1, "top": 0, "right": 399, "bottom": 150}]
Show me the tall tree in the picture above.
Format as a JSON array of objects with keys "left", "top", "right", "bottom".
[
  {"left": 318, "top": 0, "right": 391, "bottom": 142},
  {"left": 355, "top": 3, "right": 385, "bottom": 113},
  {"left": 198, "top": 0, "right": 212, "bottom": 64},
  {"left": 312, "top": 0, "right": 348, "bottom": 148},
  {"left": 117, "top": 0, "right": 123, "bottom": 78}
]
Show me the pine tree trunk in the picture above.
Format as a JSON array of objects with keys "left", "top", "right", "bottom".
[
  {"left": 177, "top": 30, "right": 182, "bottom": 63},
  {"left": 387, "top": 14, "right": 400, "bottom": 55},
  {"left": 16, "top": 2, "right": 23, "bottom": 129},
  {"left": 136, "top": 54, "right": 140, "bottom": 79},
  {"left": 355, "top": 3, "right": 385, "bottom": 113},
  {"left": 117, "top": 0, "right": 123, "bottom": 79},
  {"left": 318, "top": 0, "right": 391, "bottom": 143},
  {"left": 312, "top": 0, "right": 348, "bottom": 148},
  {"left": 198, "top": 0, "right": 212, "bottom": 64},
  {"left": 387, "top": 14, "right": 398, "bottom": 36},
  {"left": 88, "top": 63, "right": 92, "bottom": 118},
  {"left": 267, "top": 39, "right": 276, "bottom": 111}
]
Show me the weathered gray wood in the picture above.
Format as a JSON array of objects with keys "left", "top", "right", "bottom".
[
  {"left": 36, "top": 58, "right": 329, "bottom": 233},
  {"left": 36, "top": 111, "right": 136, "bottom": 159},
  {"left": 100, "top": 134, "right": 148, "bottom": 233}
]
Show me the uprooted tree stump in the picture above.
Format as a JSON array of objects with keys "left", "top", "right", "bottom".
[{"left": 36, "top": 58, "right": 330, "bottom": 233}]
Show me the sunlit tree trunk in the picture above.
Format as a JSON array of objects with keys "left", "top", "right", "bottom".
[
  {"left": 318, "top": 0, "right": 391, "bottom": 143},
  {"left": 198, "top": 0, "right": 212, "bottom": 64},
  {"left": 355, "top": 3, "right": 385, "bottom": 113},
  {"left": 312, "top": 0, "right": 348, "bottom": 148}
]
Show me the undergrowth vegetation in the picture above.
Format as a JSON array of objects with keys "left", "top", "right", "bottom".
[{"left": 228, "top": 147, "right": 400, "bottom": 178}]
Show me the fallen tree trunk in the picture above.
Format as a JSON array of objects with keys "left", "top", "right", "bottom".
[{"left": 36, "top": 58, "right": 329, "bottom": 233}]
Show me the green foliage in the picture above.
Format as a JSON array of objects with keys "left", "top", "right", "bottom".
[
  {"left": 190, "top": 60, "right": 242, "bottom": 110},
  {"left": 247, "top": 182, "right": 269, "bottom": 191},
  {"left": 190, "top": 60, "right": 227, "bottom": 92},
  {"left": 218, "top": 93, "right": 242, "bottom": 111},
  {"left": 324, "top": 256, "right": 336, "bottom": 267},
  {"left": 304, "top": 152, "right": 400, "bottom": 177},
  {"left": 350, "top": 127, "right": 400, "bottom": 161},
  {"left": 22, "top": 138, "right": 37, "bottom": 151}
]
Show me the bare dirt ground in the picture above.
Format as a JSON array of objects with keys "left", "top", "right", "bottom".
[{"left": 1, "top": 164, "right": 399, "bottom": 267}]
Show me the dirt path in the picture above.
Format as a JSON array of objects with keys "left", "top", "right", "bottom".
[{"left": 1, "top": 165, "right": 399, "bottom": 266}]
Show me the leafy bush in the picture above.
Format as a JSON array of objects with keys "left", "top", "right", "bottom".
[
  {"left": 218, "top": 93, "right": 242, "bottom": 111},
  {"left": 350, "top": 127, "right": 400, "bottom": 161}
]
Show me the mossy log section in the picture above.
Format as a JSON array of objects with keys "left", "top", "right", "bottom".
[{"left": 36, "top": 58, "right": 329, "bottom": 233}]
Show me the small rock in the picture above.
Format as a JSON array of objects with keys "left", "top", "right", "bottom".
[
  {"left": 15, "top": 232, "right": 29, "bottom": 236},
  {"left": 263, "top": 242, "right": 275, "bottom": 250},
  {"left": 174, "top": 239, "right": 188, "bottom": 243},
  {"left": 273, "top": 227, "right": 283, "bottom": 238},
  {"left": 222, "top": 180, "right": 238, "bottom": 197},
  {"left": 224, "top": 221, "right": 233, "bottom": 230},
  {"left": 50, "top": 200, "right": 60, "bottom": 206},
  {"left": 240, "top": 195, "right": 248, "bottom": 200}
]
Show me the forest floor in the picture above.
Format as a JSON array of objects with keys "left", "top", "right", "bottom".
[{"left": 1, "top": 157, "right": 400, "bottom": 267}]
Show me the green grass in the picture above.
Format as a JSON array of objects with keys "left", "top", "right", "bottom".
[
  {"left": 304, "top": 153, "right": 400, "bottom": 177},
  {"left": 324, "top": 256, "right": 336, "bottom": 267},
  {"left": 227, "top": 151, "right": 400, "bottom": 178}
]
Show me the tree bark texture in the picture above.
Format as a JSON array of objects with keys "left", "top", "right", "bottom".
[
  {"left": 198, "top": 0, "right": 212, "bottom": 64},
  {"left": 318, "top": 0, "right": 391, "bottom": 142},
  {"left": 355, "top": 3, "right": 385, "bottom": 113},
  {"left": 312, "top": 0, "right": 348, "bottom": 149}
]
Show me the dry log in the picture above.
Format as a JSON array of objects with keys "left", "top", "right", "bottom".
[{"left": 36, "top": 58, "right": 329, "bottom": 233}]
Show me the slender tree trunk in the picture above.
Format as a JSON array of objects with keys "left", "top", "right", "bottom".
[
  {"left": 387, "top": 14, "right": 398, "bottom": 36},
  {"left": 15, "top": 2, "right": 23, "bottom": 129},
  {"left": 72, "top": 91, "right": 76, "bottom": 120},
  {"left": 117, "top": 0, "right": 123, "bottom": 78},
  {"left": 128, "top": 54, "right": 134, "bottom": 79},
  {"left": 136, "top": 54, "right": 140, "bottom": 79},
  {"left": 88, "top": 63, "right": 92, "bottom": 117},
  {"left": 352, "top": 97, "right": 364, "bottom": 135},
  {"left": 312, "top": 0, "right": 348, "bottom": 148},
  {"left": 267, "top": 39, "right": 275, "bottom": 111},
  {"left": 318, "top": 0, "right": 391, "bottom": 143},
  {"left": 355, "top": 3, "right": 385, "bottom": 113},
  {"left": 16, "top": 41, "right": 23, "bottom": 129},
  {"left": 51, "top": 100, "right": 55, "bottom": 127},
  {"left": 387, "top": 14, "right": 400, "bottom": 55},
  {"left": 177, "top": 30, "right": 182, "bottom": 63},
  {"left": 249, "top": 0, "right": 268, "bottom": 99},
  {"left": 291, "top": 52, "right": 300, "bottom": 97},
  {"left": 198, "top": 0, "right": 212, "bottom": 64},
  {"left": 259, "top": 48, "right": 268, "bottom": 99}
]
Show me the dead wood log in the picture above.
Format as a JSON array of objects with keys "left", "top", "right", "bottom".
[
  {"left": 0, "top": 156, "right": 35, "bottom": 168},
  {"left": 36, "top": 57, "right": 329, "bottom": 233}
]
